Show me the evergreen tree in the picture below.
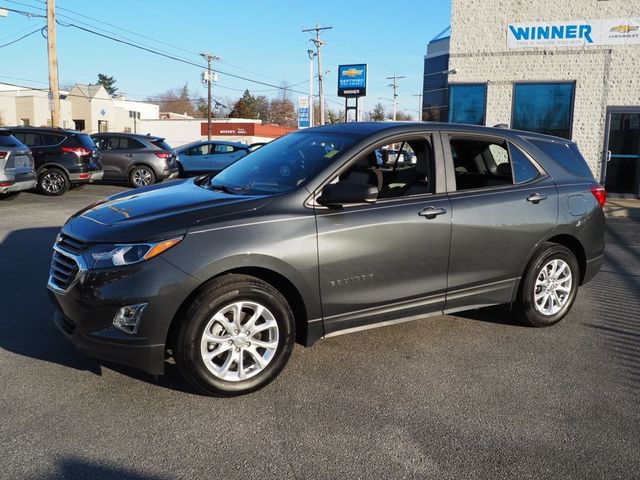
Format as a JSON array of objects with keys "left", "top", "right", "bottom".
[{"left": 97, "top": 73, "right": 118, "bottom": 96}]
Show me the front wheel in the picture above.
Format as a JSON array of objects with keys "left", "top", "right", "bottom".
[
  {"left": 515, "top": 243, "right": 579, "bottom": 327},
  {"left": 129, "top": 165, "right": 156, "bottom": 188},
  {"left": 175, "top": 274, "right": 295, "bottom": 396}
]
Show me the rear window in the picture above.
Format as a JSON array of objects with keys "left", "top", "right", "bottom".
[
  {"left": 529, "top": 139, "right": 594, "bottom": 179},
  {"left": 0, "top": 133, "right": 22, "bottom": 148},
  {"left": 151, "top": 139, "right": 173, "bottom": 151},
  {"left": 74, "top": 134, "right": 98, "bottom": 149}
]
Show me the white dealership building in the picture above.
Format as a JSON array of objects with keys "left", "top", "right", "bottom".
[{"left": 426, "top": 0, "right": 640, "bottom": 197}]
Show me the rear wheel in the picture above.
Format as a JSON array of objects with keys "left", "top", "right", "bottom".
[
  {"left": 129, "top": 165, "right": 156, "bottom": 188},
  {"left": 175, "top": 274, "right": 295, "bottom": 396},
  {"left": 37, "top": 168, "right": 69, "bottom": 196},
  {"left": 515, "top": 243, "right": 579, "bottom": 327}
]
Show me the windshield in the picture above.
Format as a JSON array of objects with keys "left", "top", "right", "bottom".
[{"left": 209, "top": 131, "right": 360, "bottom": 195}]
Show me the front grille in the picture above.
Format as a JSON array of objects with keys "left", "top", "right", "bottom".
[
  {"left": 49, "top": 249, "right": 80, "bottom": 291},
  {"left": 57, "top": 233, "right": 90, "bottom": 254}
]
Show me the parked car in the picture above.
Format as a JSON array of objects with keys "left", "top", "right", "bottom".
[
  {"left": 91, "top": 133, "right": 179, "bottom": 188},
  {"left": 0, "top": 129, "right": 36, "bottom": 200},
  {"left": 175, "top": 140, "right": 250, "bottom": 176},
  {"left": 7, "top": 126, "right": 103, "bottom": 196},
  {"left": 48, "top": 122, "right": 605, "bottom": 397}
]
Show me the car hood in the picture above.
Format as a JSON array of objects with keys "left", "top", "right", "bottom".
[{"left": 62, "top": 178, "right": 272, "bottom": 243}]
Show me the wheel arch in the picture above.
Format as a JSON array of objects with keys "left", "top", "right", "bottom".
[
  {"left": 165, "top": 266, "right": 315, "bottom": 358},
  {"left": 37, "top": 163, "right": 70, "bottom": 176}
]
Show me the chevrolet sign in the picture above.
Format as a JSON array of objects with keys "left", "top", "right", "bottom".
[{"left": 338, "top": 64, "right": 367, "bottom": 98}]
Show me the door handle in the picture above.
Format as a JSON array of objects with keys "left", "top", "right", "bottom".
[
  {"left": 418, "top": 206, "right": 447, "bottom": 219},
  {"left": 527, "top": 193, "right": 547, "bottom": 204},
  {"left": 606, "top": 150, "right": 612, "bottom": 163}
]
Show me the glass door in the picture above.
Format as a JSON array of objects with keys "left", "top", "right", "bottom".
[{"left": 603, "top": 108, "right": 640, "bottom": 196}]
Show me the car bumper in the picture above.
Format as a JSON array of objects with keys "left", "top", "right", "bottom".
[
  {"left": 583, "top": 254, "right": 604, "bottom": 285},
  {"left": 47, "top": 254, "right": 198, "bottom": 375},
  {"left": 0, "top": 176, "right": 37, "bottom": 194},
  {"left": 161, "top": 167, "right": 180, "bottom": 179},
  {"left": 68, "top": 169, "right": 104, "bottom": 183}
]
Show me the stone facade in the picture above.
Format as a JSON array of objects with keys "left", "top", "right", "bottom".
[{"left": 449, "top": 0, "right": 640, "bottom": 178}]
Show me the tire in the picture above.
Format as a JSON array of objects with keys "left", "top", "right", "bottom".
[
  {"left": 175, "top": 274, "right": 295, "bottom": 397},
  {"left": 515, "top": 243, "right": 579, "bottom": 327},
  {"left": 129, "top": 165, "right": 156, "bottom": 188},
  {"left": 177, "top": 162, "right": 185, "bottom": 178},
  {"left": 0, "top": 192, "right": 21, "bottom": 201},
  {"left": 37, "top": 168, "right": 70, "bottom": 196}
]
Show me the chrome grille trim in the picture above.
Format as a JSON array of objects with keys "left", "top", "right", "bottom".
[{"left": 47, "top": 244, "right": 87, "bottom": 294}]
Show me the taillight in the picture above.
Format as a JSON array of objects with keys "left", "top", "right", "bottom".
[
  {"left": 154, "top": 152, "right": 171, "bottom": 159},
  {"left": 0, "top": 151, "right": 7, "bottom": 159},
  {"left": 591, "top": 184, "right": 606, "bottom": 207},
  {"left": 62, "top": 146, "right": 92, "bottom": 157}
]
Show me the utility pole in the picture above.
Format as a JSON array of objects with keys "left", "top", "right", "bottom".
[
  {"left": 413, "top": 93, "right": 423, "bottom": 121},
  {"left": 303, "top": 24, "right": 332, "bottom": 125},
  {"left": 386, "top": 74, "right": 405, "bottom": 121},
  {"left": 307, "top": 49, "right": 317, "bottom": 127},
  {"left": 200, "top": 52, "right": 220, "bottom": 140},
  {"left": 47, "top": 0, "right": 60, "bottom": 127}
]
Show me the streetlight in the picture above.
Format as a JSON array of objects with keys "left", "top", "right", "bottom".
[
  {"left": 307, "top": 49, "right": 317, "bottom": 127},
  {"left": 200, "top": 52, "right": 220, "bottom": 141}
]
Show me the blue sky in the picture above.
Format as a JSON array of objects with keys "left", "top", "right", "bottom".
[{"left": 0, "top": 0, "right": 451, "bottom": 117}]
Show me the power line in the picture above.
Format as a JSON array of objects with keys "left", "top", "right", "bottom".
[{"left": 0, "top": 25, "right": 43, "bottom": 48}]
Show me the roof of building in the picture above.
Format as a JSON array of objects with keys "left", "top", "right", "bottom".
[{"left": 71, "top": 83, "right": 108, "bottom": 99}]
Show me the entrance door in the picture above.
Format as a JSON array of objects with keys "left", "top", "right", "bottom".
[{"left": 603, "top": 108, "right": 640, "bottom": 197}]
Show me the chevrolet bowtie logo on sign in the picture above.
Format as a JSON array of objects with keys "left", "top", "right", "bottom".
[
  {"left": 508, "top": 18, "right": 640, "bottom": 48},
  {"left": 337, "top": 64, "right": 367, "bottom": 98},
  {"left": 610, "top": 24, "right": 639, "bottom": 34},
  {"left": 342, "top": 68, "right": 364, "bottom": 78}
]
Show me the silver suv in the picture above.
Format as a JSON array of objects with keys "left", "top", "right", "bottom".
[{"left": 0, "top": 130, "right": 36, "bottom": 200}]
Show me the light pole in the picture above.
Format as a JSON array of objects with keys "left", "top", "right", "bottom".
[
  {"left": 303, "top": 24, "right": 332, "bottom": 125},
  {"left": 413, "top": 94, "right": 423, "bottom": 121},
  {"left": 307, "top": 49, "right": 316, "bottom": 127},
  {"left": 200, "top": 52, "right": 220, "bottom": 140},
  {"left": 386, "top": 74, "right": 405, "bottom": 121}
]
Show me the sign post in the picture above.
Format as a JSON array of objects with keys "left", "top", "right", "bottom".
[{"left": 298, "top": 97, "right": 310, "bottom": 129}]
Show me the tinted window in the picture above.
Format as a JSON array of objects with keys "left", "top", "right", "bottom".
[
  {"left": 75, "top": 134, "right": 97, "bottom": 149},
  {"left": 42, "top": 133, "right": 65, "bottom": 146},
  {"left": 449, "top": 84, "right": 487, "bottom": 125},
  {"left": 211, "top": 132, "right": 360, "bottom": 195},
  {"left": 151, "top": 139, "right": 172, "bottom": 151},
  {"left": 13, "top": 132, "right": 42, "bottom": 147},
  {"left": 512, "top": 83, "right": 575, "bottom": 139},
  {"left": 214, "top": 144, "right": 235, "bottom": 153},
  {"left": 187, "top": 144, "right": 211, "bottom": 155},
  {"left": 0, "top": 133, "right": 21, "bottom": 147},
  {"left": 450, "top": 138, "right": 514, "bottom": 190},
  {"left": 509, "top": 144, "right": 540, "bottom": 184},
  {"left": 529, "top": 139, "right": 594, "bottom": 179},
  {"left": 107, "top": 137, "right": 144, "bottom": 150}
]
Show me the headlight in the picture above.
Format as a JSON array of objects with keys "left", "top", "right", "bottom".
[{"left": 84, "top": 237, "right": 182, "bottom": 269}]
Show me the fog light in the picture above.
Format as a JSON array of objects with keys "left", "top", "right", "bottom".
[{"left": 113, "top": 303, "right": 148, "bottom": 334}]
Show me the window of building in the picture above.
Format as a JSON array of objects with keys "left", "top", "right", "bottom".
[
  {"left": 512, "top": 82, "right": 575, "bottom": 139},
  {"left": 73, "top": 119, "right": 85, "bottom": 131},
  {"left": 448, "top": 84, "right": 487, "bottom": 125}
]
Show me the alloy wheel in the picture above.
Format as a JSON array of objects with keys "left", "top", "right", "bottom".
[
  {"left": 132, "top": 168, "right": 153, "bottom": 187},
  {"left": 533, "top": 259, "right": 573, "bottom": 316},
  {"left": 41, "top": 171, "right": 66, "bottom": 194},
  {"left": 199, "top": 301, "right": 279, "bottom": 382}
]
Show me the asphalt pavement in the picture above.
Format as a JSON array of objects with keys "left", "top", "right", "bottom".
[{"left": 1, "top": 186, "right": 638, "bottom": 480}]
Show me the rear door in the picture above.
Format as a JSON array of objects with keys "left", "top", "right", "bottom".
[{"left": 443, "top": 132, "right": 558, "bottom": 312}]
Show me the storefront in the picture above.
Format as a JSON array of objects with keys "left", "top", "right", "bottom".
[{"left": 425, "top": 0, "right": 640, "bottom": 197}]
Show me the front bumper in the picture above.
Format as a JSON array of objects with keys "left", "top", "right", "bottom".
[
  {"left": 0, "top": 176, "right": 37, "bottom": 194},
  {"left": 47, "top": 254, "right": 199, "bottom": 375}
]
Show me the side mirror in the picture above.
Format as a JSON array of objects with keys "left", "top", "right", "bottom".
[{"left": 317, "top": 182, "right": 378, "bottom": 207}]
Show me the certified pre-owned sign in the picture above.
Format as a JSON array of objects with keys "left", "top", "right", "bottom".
[{"left": 507, "top": 18, "right": 640, "bottom": 48}]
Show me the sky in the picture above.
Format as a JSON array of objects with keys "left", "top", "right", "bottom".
[{"left": 0, "top": 0, "right": 452, "bottom": 118}]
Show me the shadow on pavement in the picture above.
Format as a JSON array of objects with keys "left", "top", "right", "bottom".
[
  {"left": 585, "top": 220, "right": 640, "bottom": 394},
  {"left": 33, "top": 457, "right": 170, "bottom": 480},
  {"left": 452, "top": 305, "right": 526, "bottom": 327}
]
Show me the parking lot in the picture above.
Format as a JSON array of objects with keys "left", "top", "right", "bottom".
[{"left": 1, "top": 185, "right": 639, "bottom": 480}]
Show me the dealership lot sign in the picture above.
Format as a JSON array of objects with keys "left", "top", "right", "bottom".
[{"left": 508, "top": 18, "right": 640, "bottom": 48}]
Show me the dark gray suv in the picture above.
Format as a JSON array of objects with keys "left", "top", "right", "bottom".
[
  {"left": 91, "top": 133, "right": 179, "bottom": 187},
  {"left": 48, "top": 122, "right": 605, "bottom": 396}
]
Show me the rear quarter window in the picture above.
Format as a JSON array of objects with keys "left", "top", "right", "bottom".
[
  {"left": 528, "top": 139, "right": 594, "bottom": 180},
  {"left": 151, "top": 139, "right": 173, "bottom": 151},
  {"left": 42, "top": 133, "right": 66, "bottom": 146},
  {"left": 75, "top": 134, "right": 98, "bottom": 149}
]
